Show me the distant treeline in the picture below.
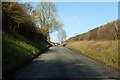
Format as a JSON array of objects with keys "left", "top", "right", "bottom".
[
  {"left": 65, "top": 20, "right": 120, "bottom": 42},
  {"left": 2, "top": 2, "right": 46, "bottom": 42}
]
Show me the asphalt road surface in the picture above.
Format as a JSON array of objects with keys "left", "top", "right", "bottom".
[{"left": 14, "top": 46, "right": 119, "bottom": 79}]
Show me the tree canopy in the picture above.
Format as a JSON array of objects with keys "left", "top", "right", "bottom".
[
  {"left": 32, "top": 2, "right": 63, "bottom": 37},
  {"left": 2, "top": 2, "right": 63, "bottom": 41}
]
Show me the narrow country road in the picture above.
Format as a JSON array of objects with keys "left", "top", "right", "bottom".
[{"left": 14, "top": 46, "right": 119, "bottom": 79}]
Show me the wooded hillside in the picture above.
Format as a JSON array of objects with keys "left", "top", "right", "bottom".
[{"left": 2, "top": 2, "right": 61, "bottom": 78}]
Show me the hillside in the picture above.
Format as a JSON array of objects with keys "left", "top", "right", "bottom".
[
  {"left": 64, "top": 20, "right": 120, "bottom": 44},
  {"left": 2, "top": 2, "right": 53, "bottom": 78},
  {"left": 63, "top": 20, "right": 120, "bottom": 70}
]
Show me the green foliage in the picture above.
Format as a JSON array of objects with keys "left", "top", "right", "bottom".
[
  {"left": 2, "top": 2, "right": 46, "bottom": 41},
  {"left": 3, "top": 37, "right": 38, "bottom": 73},
  {"left": 2, "top": 3, "right": 23, "bottom": 23},
  {"left": 2, "top": 2, "right": 52, "bottom": 75},
  {"left": 2, "top": 32, "right": 50, "bottom": 74},
  {"left": 2, "top": 2, "right": 62, "bottom": 40},
  {"left": 2, "top": 2, "right": 26, "bottom": 30}
]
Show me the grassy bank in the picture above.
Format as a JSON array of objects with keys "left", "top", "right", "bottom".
[
  {"left": 65, "top": 40, "right": 119, "bottom": 70},
  {"left": 2, "top": 32, "right": 51, "bottom": 74}
]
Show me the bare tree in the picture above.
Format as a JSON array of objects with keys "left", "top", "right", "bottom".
[
  {"left": 57, "top": 29, "right": 67, "bottom": 44},
  {"left": 32, "top": 2, "right": 63, "bottom": 37}
]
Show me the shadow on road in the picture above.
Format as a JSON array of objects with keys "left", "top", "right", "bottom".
[
  {"left": 15, "top": 59, "right": 118, "bottom": 79},
  {"left": 12, "top": 46, "right": 119, "bottom": 79}
]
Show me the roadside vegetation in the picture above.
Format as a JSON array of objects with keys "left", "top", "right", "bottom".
[
  {"left": 63, "top": 20, "right": 120, "bottom": 70},
  {"left": 64, "top": 20, "right": 120, "bottom": 42},
  {"left": 2, "top": 2, "right": 62, "bottom": 77},
  {"left": 3, "top": 32, "right": 50, "bottom": 73},
  {"left": 65, "top": 40, "right": 118, "bottom": 69}
]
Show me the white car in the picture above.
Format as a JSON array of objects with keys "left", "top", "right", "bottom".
[{"left": 55, "top": 43, "right": 58, "bottom": 46}]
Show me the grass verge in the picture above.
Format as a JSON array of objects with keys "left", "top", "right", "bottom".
[
  {"left": 2, "top": 32, "right": 51, "bottom": 76},
  {"left": 65, "top": 40, "right": 119, "bottom": 70}
]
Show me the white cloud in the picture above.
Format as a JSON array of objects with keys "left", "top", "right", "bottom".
[{"left": 72, "top": 16, "right": 81, "bottom": 23}]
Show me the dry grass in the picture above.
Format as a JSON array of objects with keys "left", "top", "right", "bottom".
[{"left": 65, "top": 40, "right": 119, "bottom": 70}]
